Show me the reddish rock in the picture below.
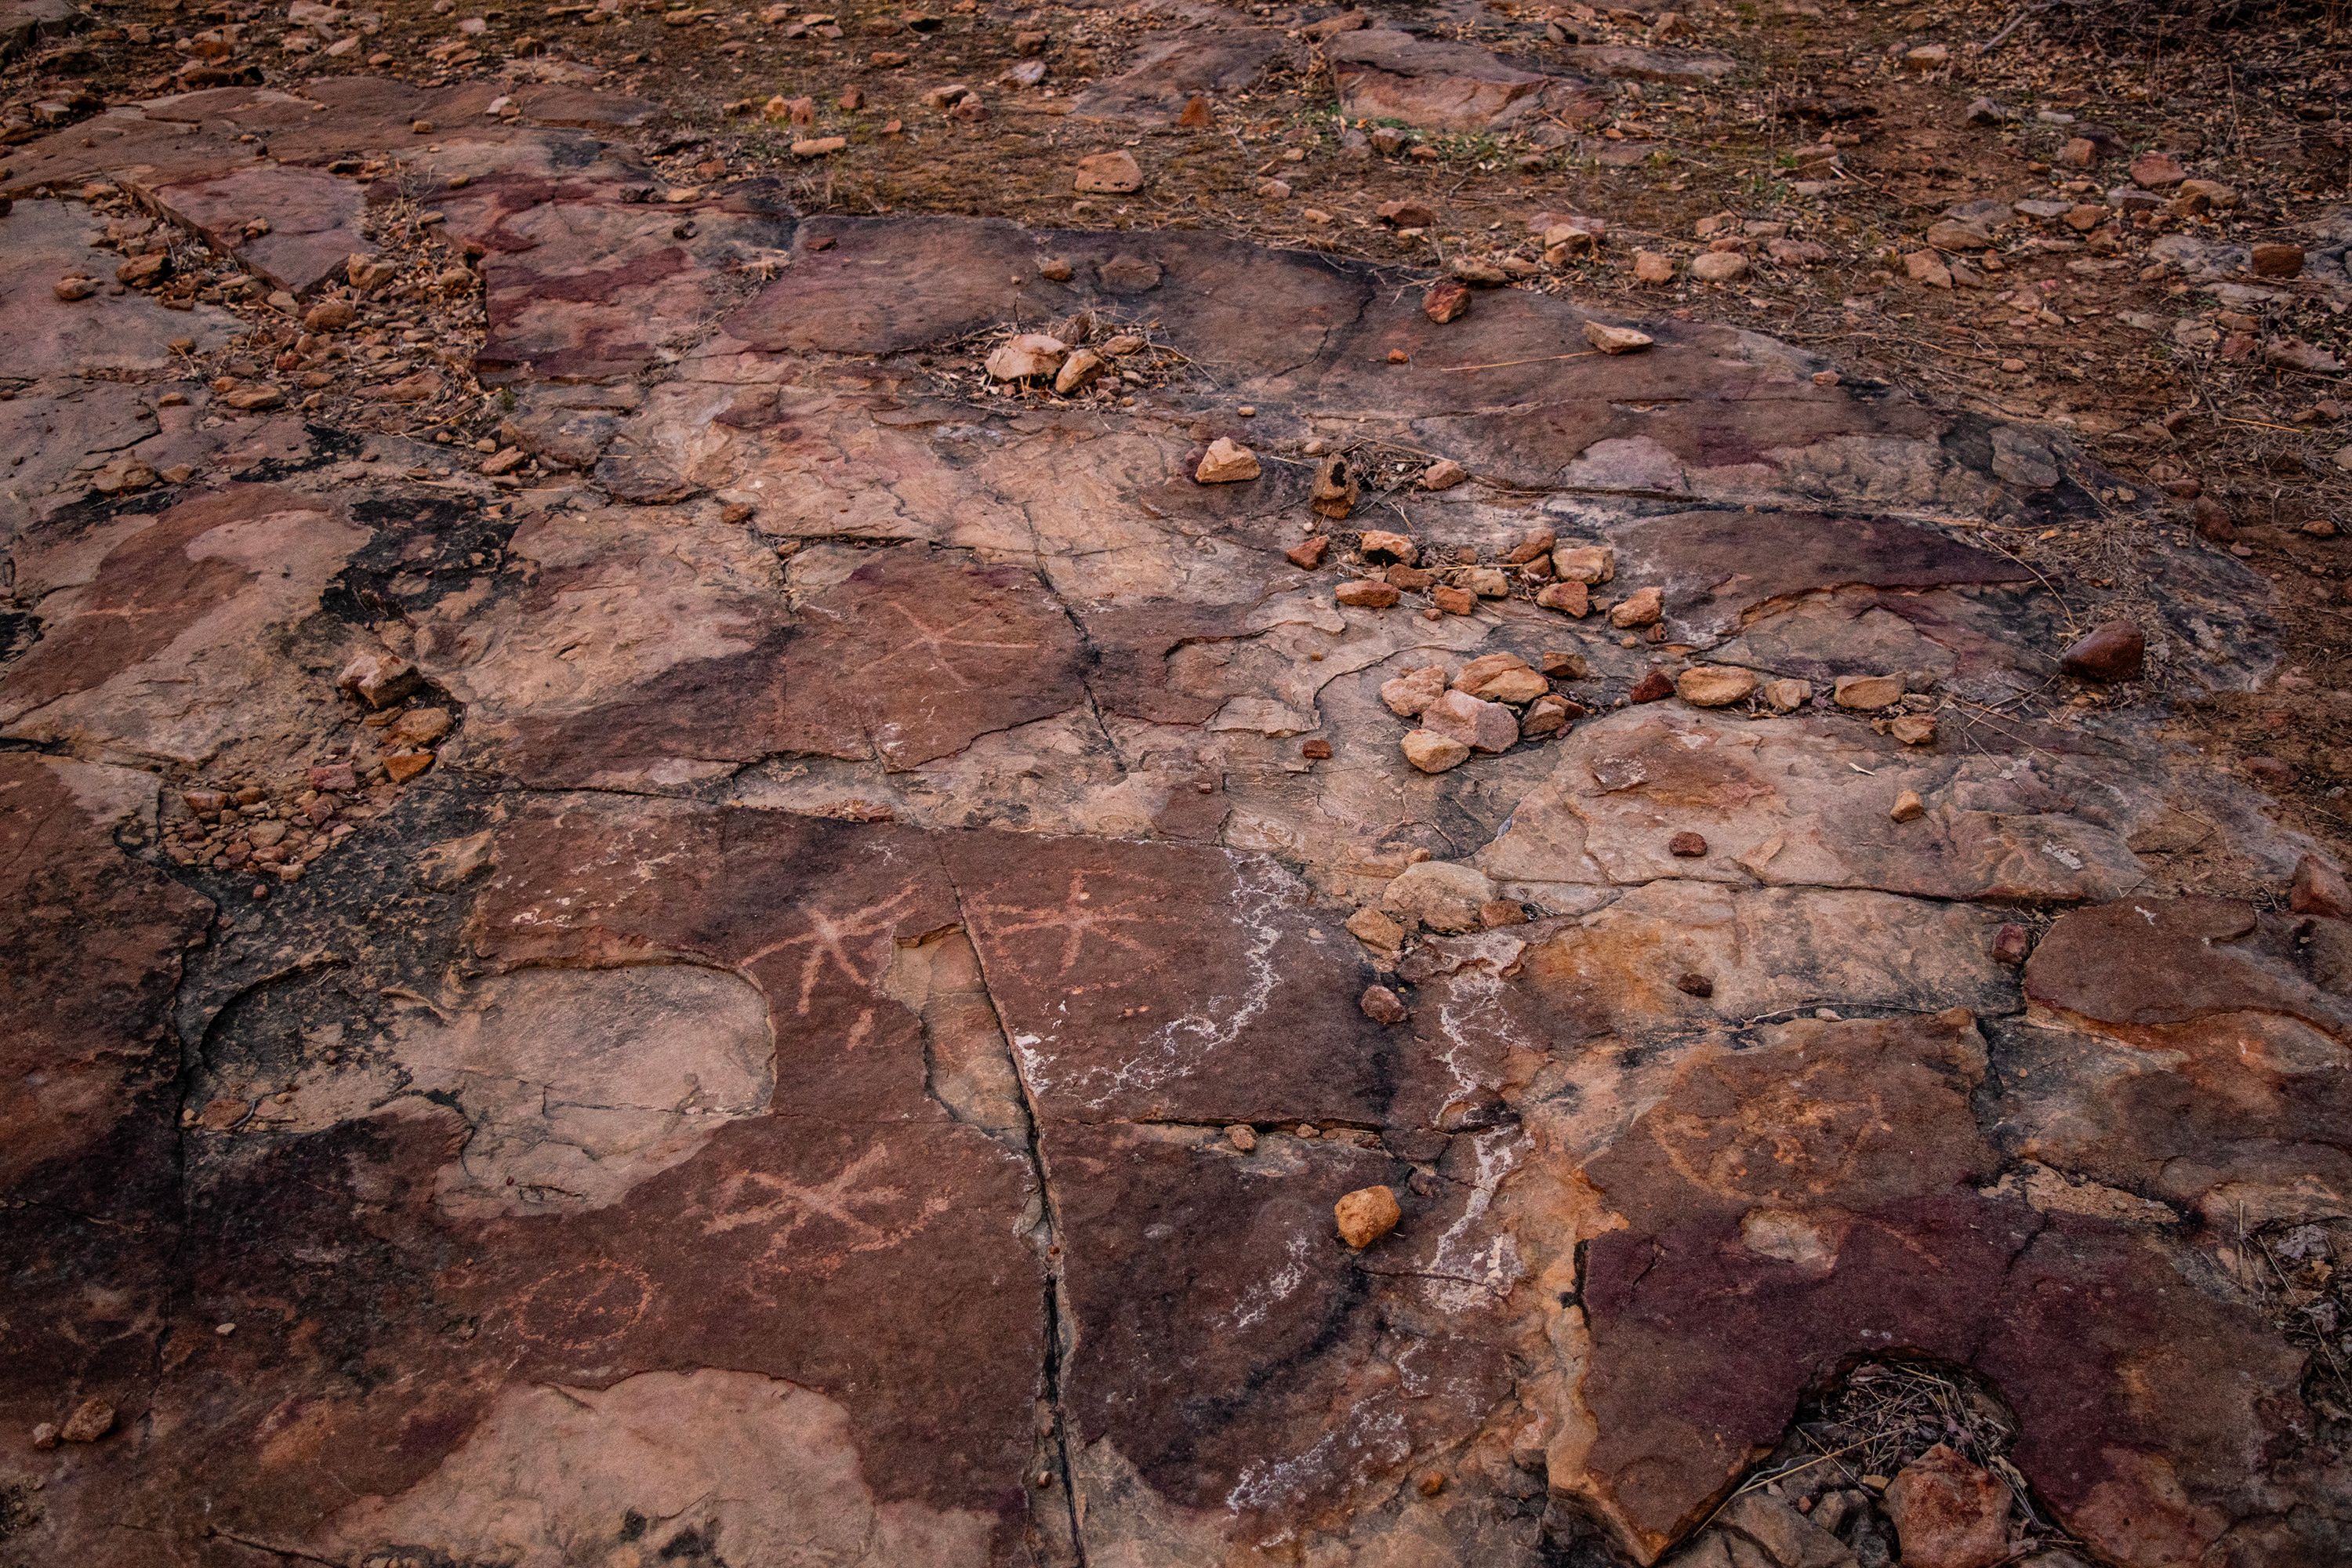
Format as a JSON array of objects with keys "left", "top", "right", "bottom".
[
  {"left": 56, "top": 1398, "right": 113, "bottom": 1444},
  {"left": 1359, "top": 985, "right": 1409, "bottom": 1025},
  {"left": 2292, "top": 854, "right": 2352, "bottom": 919},
  {"left": 1285, "top": 534, "right": 1330, "bottom": 569},
  {"left": 1628, "top": 669, "right": 1675, "bottom": 703},
  {"left": 1336, "top": 579, "right": 1400, "bottom": 608},
  {"left": 1423, "top": 277, "right": 1471, "bottom": 324},
  {"left": 1885, "top": 1443, "right": 2013, "bottom": 1568},
  {"left": 1537, "top": 580, "right": 1591, "bottom": 615},
  {"left": 2251, "top": 242, "right": 2307, "bottom": 278},
  {"left": 1334, "top": 1184, "right": 1401, "bottom": 1244},
  {"left": 1328, "top": 29, "right": 1601, "bottom": 132},
  {"left": 2024, "top": 896, "right": 2347, "bottom": 1034},
  {"left": 1420, "top": 688, "right": 1519, "bottom": 753},
  {"left": 2060, "top": 619, "right": 2146, "bottom": 681},
  {"left": 1668, "top": 831, "right": 1708, "bottom": 858}
]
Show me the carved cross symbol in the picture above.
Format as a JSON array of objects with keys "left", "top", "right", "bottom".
[
  {"left": 970, "top": 866, "right": 1162, "bottom": 977},
  {"left": 881, "top": 597, "right": 1040, "bottom": 690},
  {"left": 741, "top": 884, "right": 921, "bottom": 1014},
  {"left": 700, "top": 1145, "right": 953, "bottom": 1283}
]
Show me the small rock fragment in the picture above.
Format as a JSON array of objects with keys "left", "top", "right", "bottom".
[
  {"left": 1286, "top": 535, "right": 1330, "bottom": 570},
  {"left": 1338, "top": 579, "right": 1401, "bottom": 608},
  {"left": 1421, "top": 458, "right": 1468, "bottom": 491},
  {"left": 1552, "top": 545, "right": 1615, "bottom": 583},
  {"left": 1833, "top": 673, "right": 1904, "bottom": 710},
  {"left": 1227, "top": 1123, "right": 1258, "bottom": 1152},
  {"left": 1347, "top": 906, "right": 1407, "bottom": 951},
  {"left": 1688, "top": 252, "right": 1748, "bottom": 282},
  {"left": 1991, "top": 923, "right": 2032, "bottom": 966},
  {"left": 1668, "top": 831, "right": 1708, "bottom": 858},
  {"left": 1358, "top": 529, "right": 1417, "bottom": 564},
  {"left": 339, "top": 652, "right": 419, "bottom": 710},
  {"left": 1194, "top": 437, "right": 1261, "bottom": 483},
  {"left": 1584, "top": 320, "right": 1653, "bottom": 354},
  {"left": 1401, "top": 729, "right": 1472, "bottom": 772},
  {"left": 1628, "top": 669, "right": 1675, "bottom": 703},
  {"left": 1053, "top": 348, "right": 1105, "bottom": 394},
  {"left": 59, "top": 1399, "right": 114, "bottom": 1444},
  {"left": 1904, "top": 250, "right": 1954, "bottom": 289},
  {"left": 1884, "top": 1443, "right": 2013, "bottom": 1568},
  {"left": 1381, "top": 663, "right": 1450, "bottom": 717},
  {"left": 1632, "top": 250, "right": 1677, "bottom": 285},
  {"left": 1608, "top": 586, "right": 1664, "bottom": 628},
  {"left": 1421, "top": 689, "right": 1519, "bottom": 753},
  {"left": 117, "top": 252, "right": 171, "bottom": 287},
  {"left": 1889, "top": 713, "right": 1938, "bottom": 746},
  {"left": 2291, "top": 854, "right": 2352, "bottom": 919},
  {"left": 1454, "top": 655, "right": 1545, "bottom": 703},
  {"left": 1762, "top": 677, "right": 1813, "bottom": 713},
  {"left": 1676, "top": 666, "right": 1756, "bottom": 707},
  {"left": 1423, "top": 278, "right": 1471, "bottom": 323},
  {"left": 985, "top": 332, "right": 1068, "bottom": 382},
  {"left": 2251, "top": 242, "right": 2307, "bottom": 278},
  {"left": 1890, "top": 789, "right": 1926, "bottom": 822},
  {"left": 2060, "top": 619, "right": 2145, "bottom": 681},
  {"left": 53, "top": 275, "right": 97, "bottom": 301},
  {"left": 1505, "top": 527, "right": 1557, "bottom": 565},
  {"left": 1335, "top": 1183, "right": 1403, "bottom": 1246},
  {"left": 390, "top": 707, "right": 452, "bottom": 746},
  {"left": 1382, "top": 859, "right": 1494, "bottom": 931},
  {"left": 1074, "top": 150, "right": 1144, "bottom": 192},
  {"left": 1519, "top": 694, "right": 1575, "bottom": 738},
  {"left": 1537, "top": 581, "right": 1590, "bottom": 616},
  {"left": 1357, "top": 987, "right": 1409, "bottom": 1027},
  {"left": 1312, "top": 455, "right": 1361, "bottom": 517}
]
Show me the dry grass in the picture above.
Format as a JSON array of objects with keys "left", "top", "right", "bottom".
[{"left": 1708, "top": 1358, "right": 2079, "bottom": 1547}]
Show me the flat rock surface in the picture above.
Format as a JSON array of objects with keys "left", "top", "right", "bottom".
[{"left": 4, "top": 47, "right": 2352, "bottom": 1568}]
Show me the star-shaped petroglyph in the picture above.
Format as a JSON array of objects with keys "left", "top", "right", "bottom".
[
  {"left": 740, "top": 883, "right": 923, "bottom": 1014},
  {"left": 880, "top": 596, "right": 1041, "bottom": 690},
  {"left": 700, "top": 1146, "right": 955, "bottom": 1287},
  {"left": 967, "top": 866, "right": 1167, "bottom": 978}
]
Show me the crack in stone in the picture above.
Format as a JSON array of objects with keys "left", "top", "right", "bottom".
[{"left": 935, "top": 854, "right": 1087, "bottom": 1567}]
